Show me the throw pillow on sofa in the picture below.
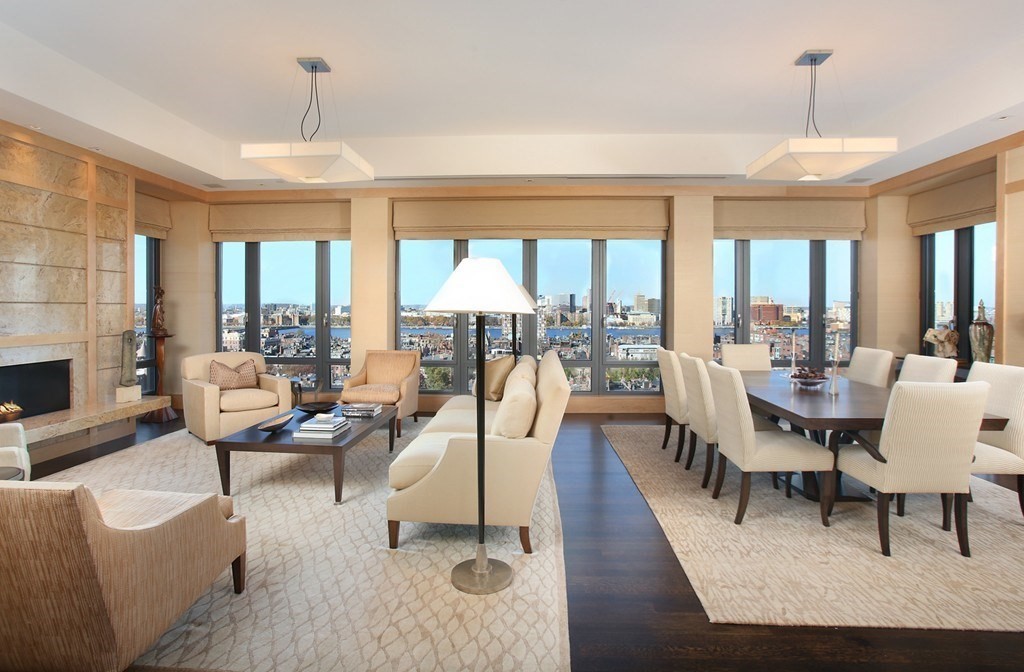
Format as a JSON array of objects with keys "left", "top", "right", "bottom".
[
  {"left": 490, "top": 377, "right": 537, "bottom": 439},
  {"left": 210, "top": 359, "right": 258, "bottom": 390},
  {"left": 471, "top": 354, "right": 515, "bottom": 401}
]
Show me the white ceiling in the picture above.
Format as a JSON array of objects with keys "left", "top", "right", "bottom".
[{"left": 1, "top": 0, "right": 1023, "bottom": 190}]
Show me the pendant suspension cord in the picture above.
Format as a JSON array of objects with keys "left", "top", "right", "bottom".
[
  {"left": 300, "top": 64, "right": 317, "bottom": 142},
  {"left": 309, "top": 65, "right": 323, "bottom": 141},
  {"left": 810, "top": 59, "right": 822, "bottom": 138},
  {"left": 804, "top": 58, "right": 813, "bottom": 138}
]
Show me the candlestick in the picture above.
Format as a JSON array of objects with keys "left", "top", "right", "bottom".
[{"left": 790, "top": 330, "right": 797, "bottom": 375}]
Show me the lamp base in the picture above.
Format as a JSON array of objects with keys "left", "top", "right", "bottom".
[{"left": 451, "top": 544, "right": 513, "bottom": 594}]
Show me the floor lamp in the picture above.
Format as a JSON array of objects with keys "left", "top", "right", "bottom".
[{"left": 425, "top": 258, "right": 536, "bottom": 594}]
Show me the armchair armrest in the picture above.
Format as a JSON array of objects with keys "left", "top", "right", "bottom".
[
  {"left": 397, "top": 369, "right": 420, "bottom": 419},
  {"left": 0, "top": 422, "right": 26, "bottom": 449},
  {"left": 346, "top": 367, "right": 368, "bottom": 389},
  {"left": 847, "top": 430, "right": 887, "bottom": 463},
  {"left": 182, "top": 378, "right": 220, "bottom": 442},
  {"left": 258, "top": 373, "right": 293, "bottom": 412}
]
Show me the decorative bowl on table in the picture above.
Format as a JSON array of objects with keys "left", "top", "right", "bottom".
[
  {"left": 788, "top": 368, "right": 828, "bottom": 389},
  {"left": 257, "top": 413, "right": 294, "bottom": 433},
  {"left": 296, "top": 401, "right": 338, "bottom": 413}
]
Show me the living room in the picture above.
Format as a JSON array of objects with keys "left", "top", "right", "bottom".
[{"left": 2, "top": 2, "right": 1024, "bottom": 670}]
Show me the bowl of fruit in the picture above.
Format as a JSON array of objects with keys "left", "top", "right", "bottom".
[
  {"left": 788, "top": 367, "right": 828, "bottom": 389},
  {"left": 0, "top": 401, "right": 23, "bottom": 423}
]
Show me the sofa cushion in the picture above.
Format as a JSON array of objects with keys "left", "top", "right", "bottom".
[
  {"left": 422, "top": 408, "right": 497, "bottom": 434},
  {"left": 438, "top": 395, "right": 500, "bottom": 412},
  {"left": 472, "top": 355, "right": 515, "bottom": 401},
  {"left": 210, "top": 358, "right": 258, "bottom": 390},
  {"left": 219, "top": 388, "right": 279, "bottom": 413},
  {"left": 491, "top": 378, "right": 537, "bottom": 439},
  {"left": 341, "top": 383, "right": 400, "bottom": 404},
  {"left": 389, "top": 432, "right": 460, "bottom": 489},
  {"left": 505, "top": 359, "right": 537, "bottom": 388}
]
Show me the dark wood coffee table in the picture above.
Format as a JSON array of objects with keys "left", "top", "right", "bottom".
[{"left": 215, "top": 405, "right": 398, "bottom": 504}]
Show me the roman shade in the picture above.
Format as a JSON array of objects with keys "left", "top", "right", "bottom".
[
  {"left": 135, "top": 192, "right": 172, "bottom": 239},
  {"left": 906, "top": 172, "right": 996, "bottom": 236},
  {"left": 392, "top": 198, "right": 670, "bottom": 240},
  {"left": 714, "top": 199, "right": 866, "bottom": 240},
  {"left": 209, "top": 202, "right": 351, "bottom": 242}
]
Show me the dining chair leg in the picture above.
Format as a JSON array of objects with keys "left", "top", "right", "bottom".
[
  {"left": 785, "top": 472, "right": 793, "bottom": 499},
  {"left": 1018, "top": 475, "right": 1024, "bottom": 518},
  {"left": 896, "top": 494, "right": 906, "bottom": 517},
  {"left": 674, "top": 425, "right": 687, "bottom": 463},
  {"left": 771, "top": 472, "right": 779, "bottom": 490},
  {"left": 954, "top": 492, "right": 970, "bottom": 557},
  {"left": 683, "top": 431, "right": 698, "bottom": 470},
  {"left": 712, "top": 454, "right": 728, "bottom": 499},
  {"left": 661, "top": 415, "right": 672, "bottom": 450},
  {"left": 940, "top": 493, "right": 953, "bottom": 532},
  {"left": 877, "top": 492, "right": 891, "bottom": 557},
  {"left": 701, "top": 443, "right": 716, "bottom": 489},
  {"left": 820, "top": 468, "right": 835, "bottom": 527},
  {"left": 734, "top": 472, "right": 752, "bottom": 524}
]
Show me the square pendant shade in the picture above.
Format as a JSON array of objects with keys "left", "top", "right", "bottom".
[
  {"left": 425, "top": 258, "right": 537, "bottom": 315},
  {"left": 240, "top": 140, "right": 374, "bottom": 183},
  {"left": 746, "top": 137, "right": 898, "bottom": 181}
]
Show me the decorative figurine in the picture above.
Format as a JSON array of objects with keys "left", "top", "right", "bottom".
[
  {"left": 923, "top": 326, "right": 959, "bottom": 359},
  {"left": 119, "top": 330, "right": 138, "bottom": 387},
  {"left": 151, "top": 285, "right": 169, "bottom": 337}
]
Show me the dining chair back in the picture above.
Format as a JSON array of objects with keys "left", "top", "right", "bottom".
[
  {"left": 706, "top": 361, "right": 757, "bottom": 466},
  {"left": 898, "top": 353, "right": 957, "bottom": 383},
  {"left": 846, "top": 347, "right": 894, "bottom": 388},
  {"left": 968, "top": 362, "right": 1024, "bottom": 459},
  {"left": 656, "top": 347, "right": 688, "bottom": 425},
  {"left": 679, "top": 354, "right": 716, "bottom": 445},
  {"left": 720, "top": 343, "right": 771, "bottom": 371}
]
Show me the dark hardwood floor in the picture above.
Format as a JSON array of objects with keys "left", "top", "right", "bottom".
[{"left": 34, "top": 413, "right": 1024, "bottom": 670}]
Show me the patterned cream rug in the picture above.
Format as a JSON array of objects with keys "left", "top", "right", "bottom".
[
  {"left": 603, "top": 424, "right": 1024, "bottom": 631},
  {"left": 44, "top": 425, "right": 570, "bottom": 671}
]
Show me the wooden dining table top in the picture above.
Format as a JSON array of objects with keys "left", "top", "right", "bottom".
[{"left": 740, "top": 370, "right": 1009, "bottom": 432}]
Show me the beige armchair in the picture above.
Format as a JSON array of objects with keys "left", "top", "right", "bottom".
[
  {"left": 0, "top": 481, "right": 245, "bottom": 672},
  {"left": 341, "top": 350, "right": 420, "bottom": 436},
  {"left": 181, "top": 351, "right": 291, "bottom": 443},
  {"left": 0, "top": 422, "right": 30, "bottom": 480}
]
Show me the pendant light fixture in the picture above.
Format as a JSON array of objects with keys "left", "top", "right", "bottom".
[
  {"left": 241, "top": 57, "right": 373, "bottom": 184},
  {"left": 746, "top": 50, "right": 897, "bottom": 182}
]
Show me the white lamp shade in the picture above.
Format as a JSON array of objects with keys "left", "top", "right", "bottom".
[
  {"left": 518, "top": 284, "right": 538, "bottom": 310},
  {"left": 240, "top": 140, "right": 374, "bottom": 183},
  {"left": 425, "top": 258, "right": 536, "bottom": 315},
  {"left": 746, "top": 137, "right": 898, "bottom": 181}
]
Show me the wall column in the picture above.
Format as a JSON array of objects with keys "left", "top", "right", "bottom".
[
  {"left": 859, "top": 195, "right": 918, "bottom": 355},
  {"left": 163, "top": 201, "right": 214, "bottom": 395},
  {"left": 997, "top": 147, "right": 1024, "bottom": 364},
  {"left": 350, "top": 197, "right": 395, "bottom": 373},
  {"left": 666, "top": 194, "right": 714, "bottom": 360}
]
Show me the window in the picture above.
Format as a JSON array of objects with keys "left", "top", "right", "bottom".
[
  {"left": 260, "top": 241, "right": 317, "bottom": 386},
  {"left": 218, "top": 242, "right": 247, "bottom": 353},
  {"left": 932, "top": 229, "right": 956, "bottom": 329},
  {"left": 713, "top": 239, "right": 736, "bottom": 359},
  {"left": 973, "top": 222, "right": 997, "bottom": 361},
  {"left": 749, "top": 240, "right": 809, "bottom": 362},
  {"left": 399, "top": 240, "right": 455, "bottom": 391},
  {"left": 825, "top": 241, "right": 854, "bottom": 362},
  {"left": 329, "top": 240, "right": 353, "bottom": 386},
  {"left": 133, "top": 235, "right": 158, "bottom": 393},
  {"left": 466, "top": 239, "right": 524, "bottom": 392},
  {"left": 538, "top": 240, "right": 592, "bottom": 392},
  {"left": 603, "top": 240, "right": 662, "bottom": 392}
]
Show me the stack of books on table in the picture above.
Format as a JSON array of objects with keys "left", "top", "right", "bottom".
[
  {"left": 292, "top": 416, "right": 351, "bottom": 441},
  {"left": 340, "top": 403, "right": 383, "bottom": 418}
]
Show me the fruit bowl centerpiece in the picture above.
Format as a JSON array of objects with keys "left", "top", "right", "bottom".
[
  {"left": 788, "top": 367, "right": 828, "bottom": 389},
  {"left": 0, "top": 401, "right": 23, "bottom": 423}
]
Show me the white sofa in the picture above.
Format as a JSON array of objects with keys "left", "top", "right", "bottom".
[
  {"left": 181, "top": 352, "right": 292, "bottom": 443},
  {"left": 387, "top": 351, "right": 571, "bottom": 553}
]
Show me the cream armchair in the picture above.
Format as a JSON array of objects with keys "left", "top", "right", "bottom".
[
  {"left": 181, "top": 352, "right": 291, "bottom": 443},
  {"left": 0, "top": 422, "right": 30, "bottom": 480},
  {"left": 341, "top": 350, "right": 420, "bottom": 436},
  {"left": 0, "top": 481, "right": 245, "bottom": 672}
]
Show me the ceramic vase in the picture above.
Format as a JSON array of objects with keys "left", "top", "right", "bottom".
[{"left": 969, "top": 300, "right": 995, "bottom": 363}]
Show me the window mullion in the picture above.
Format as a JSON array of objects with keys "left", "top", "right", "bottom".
[{"left": 809, "top": 241, "right": 826, "bottom": 370}]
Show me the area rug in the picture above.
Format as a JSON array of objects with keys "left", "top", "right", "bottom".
[
  {"left": 602, "top": 424, "right": 1024, "bottom": 631},
  {"left": 43, "top": 425, "right": 570, "bottom": 671}
]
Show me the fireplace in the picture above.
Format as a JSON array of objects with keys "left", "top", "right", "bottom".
[{"left": 0, "top": 359, "right": 73, "bottom": 419}]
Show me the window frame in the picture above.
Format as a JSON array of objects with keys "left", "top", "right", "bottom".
[{"left": 135, "top": 235, "right": 159, "bottom": 394}]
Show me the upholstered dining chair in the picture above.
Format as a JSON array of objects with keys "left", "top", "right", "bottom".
[
  {"left": 898, "top": 353, "right": 957, "bottom": 383},
  {"left": 679, "top": 354, "right": 782, "bottom": 488},
  {"left": 836, "top": 381, "right": 989, "bottom": 556},
  {"left": 845, "top": 346, "right": 895, "bottom": 388},
  {"left": 706, "top": 362, "right": 834, "bottom": 525},
  {"left": 656, "top": 347, "right": 689, "bottom": 461},
  {"left": 341, "top": 350, "right": 420, "bottom": 436},
  {"left": 0, "top": 422, "right": 30, "bottom": 481},
  {"left": 0, "top": 481, "right": 246, "bottom": 671},
  {"left": 720, "top": 343, "right": 772, "bottom": 371},
  {"left": 967, "top": 362, "right": 1024, "bottom": 518}
]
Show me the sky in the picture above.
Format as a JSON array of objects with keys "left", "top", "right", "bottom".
[{"left": 715, "top": 239, "right": 853, "bottom": 306}]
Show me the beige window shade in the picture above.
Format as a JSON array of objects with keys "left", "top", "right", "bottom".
[
  {"left": 907, "top": 172, "right": 996, "bottom": 236},
  {"left": 714, "top": 199, "right": 866, "bottom": 240},
  {"left": 135, "top": 193, "right": 171, "bottom": 239},
  {"left": 209, "top": 202, "right": 351, "bottom": 242},
  {"left": 392, "top": 198, "right": 669, "bottom": 240}
]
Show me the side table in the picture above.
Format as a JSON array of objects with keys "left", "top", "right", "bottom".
[{"left": 0, "top": 466, "right": 25, "bottom": 481}]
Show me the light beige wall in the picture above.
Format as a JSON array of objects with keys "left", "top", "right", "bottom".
[
  {"left": 162, "top": 201, "right": 215, "bottom": 394},
  {"left": 997, "top": 148, "right": 1024, "bottom": 364},
  {"left": 349, "top": 197, "right": 395, "bottom": 373},
  {"left": 666, "top": 195, "right": 714, "bottom": 359},
  {"left": 859, "top": 195, "right": 919, "bottom": 355}
]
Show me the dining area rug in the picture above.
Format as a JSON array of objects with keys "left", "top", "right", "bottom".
[
  {"left": 43, "top": 426, "right": 570, "bottom": 671},
  {"left": 603, "top": 424, "right": 1024, "bottom": 631}
]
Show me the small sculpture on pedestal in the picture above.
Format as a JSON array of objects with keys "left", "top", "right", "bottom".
[
  {"left": 116, "top": 329, "right": 142, "bottom": 402},
  {"left": 969, "top": 300, "right": 995, "bottom": 363},
  {"left": 151, "top": 286, "right": 169, "bottom": 337}
]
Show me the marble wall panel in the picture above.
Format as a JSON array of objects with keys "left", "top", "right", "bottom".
[
  {"left": 96, "top": 238, "right": 126, "bottom": 272},
  {"left": 0, "top": 342, "right": 88, "bottom": 408},
  {"left": 96, "top": 303, "right": 126, "bottom": 337},
  {"left": 0, "top": 136, "right": 87, "bottom": 191},
  {"left": 0, "top": 221, "right": 86, "bottom": 268},
  {"left": 96, "top": 270, "right": 125, "bottom": 304},
  {"left": 0, "top": 181, "right": 87, "bottom": 233},
  {"left": 0, "top": 262, "right": 87, "bottom": 303},
  {"left": 96, "top": 334, "right": 123, "bottom": 370},
  {"left": 96, "top": 204, "right": 127, "bottom": 240},
  {"left": 97, "top": 367, "right": 122, "bottom": 402},
  {"left": 96, "top": 166, "right": 129, "bottom": 203},
  {"left": 0, "top": 303, "right": 87, "bottom": 336}
]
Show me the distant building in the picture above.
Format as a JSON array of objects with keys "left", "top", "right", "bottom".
[
  {"left": 626, "top": 311, "right": 657, "bottom": 326},
  {"left": 750, "top": 302, "right": 784, "bottom": 323},
  {"left": 936, "top": 300, "right": 955, "bottom": 325},
  {"left": 714, "top": 296, "right": 734, "bottom": 326},
  {"left": 646, "top": 298, "right": 661, "bottom": 314},
  {"left": 633, "top": 293, "right": 646, "bottom": 313}
]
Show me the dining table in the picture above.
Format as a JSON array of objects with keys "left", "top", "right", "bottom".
[{"left": 739, "top": 370, "right": 1009, "bottom": 506}]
